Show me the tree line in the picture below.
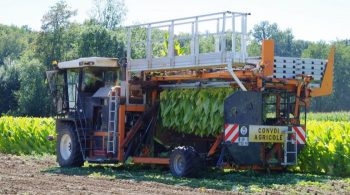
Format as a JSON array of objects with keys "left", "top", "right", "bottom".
[{"left": 0, "top": 0, "right": 349, "bottom": 116}]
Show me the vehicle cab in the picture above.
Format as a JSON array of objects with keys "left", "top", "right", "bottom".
[
  {"left": 48, "top": 57, "right": 119, "bottom": 121},
  {"left": 47, "top": 57, "right": 124, "bottom": 164}
]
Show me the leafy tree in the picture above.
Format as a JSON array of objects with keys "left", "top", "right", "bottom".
[
  {"left": 301, "top": 42, "right": 330, "bottom": 59},
  {"left": 78, "top": 23, "right": 125, "bottom": 58},
  {"left": 199, "top": 34, "right": 216, "bottom": 53},
  {"left": 90, "top": 0, "right": 126, "bottom": 29},
  {"left": 62, "top": 23, "right": 83, "bottom": 60},
  {"left": 36, "top": 0, "right": 77, "bottom": 67},
  {"left": 291, "top": 40, "right": 310, "bottom": 57},
  {"left": 251, "top": 21, "right": 310, "bottom": 57},
  {"left": 0, "top": 23, "right": 54, "bottom": 116},
  {"left": 273, "top": 29, "right": 294, "bottom": 56},
  {"left": 128, "top": 27, "right": 147, "bottom": 59},
  {"left": 0, "top": 24, "right": 36, "bottom": 115},
  {"left": 252, "top": 21, "right": 279, "bottom": 42},
  {"left": 0, "top": 25, "right": 32, "bottom": 65},
  {"left": 15, "top": 56, "right": 52, "bottom": 116},
  {"left": 0, "top": 64, "right": 20, "bottom": 114},
  {"left": 247, "top": 40, "right": 261, "bottom": 56}
]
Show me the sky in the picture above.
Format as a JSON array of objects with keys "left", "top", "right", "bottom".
[{"left": 0, "top": 0, "right": 348, "bottom": 42}]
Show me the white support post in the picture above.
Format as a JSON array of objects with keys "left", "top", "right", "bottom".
[
  {"left": 244, "top": 15, "right": 248, "bottom": 60},
  {"left": 215, "top": 19, "right": 220, "bottom": 53},
  {"left": 221, "top": 13, "right": 226, "bottom": 63},
  {"left": 231, "top": 14, "right": 236, "bottom": 63},
  {"left": 127, "top": 28, "right": 131, "bottom": 63},
  {"left": 124, "top": 27, "right": 131, "bottom": 104},
  {"left": 195, "top": 17, "right": 199, "bottom": 65},
  {"left": 191, "top": 22, "right": 195, "bottom": 64},
  {"left": 147, "top": 24, "right": 152, "bottom": 69},
  {"left": 240, "top": 15, "right": 247, "bottom": 62},
  {"left": 226, "top": 64, "right": 247, "bottom": 91},
  {"left": 168, "top": 21, "right": 175, "bottom": 66},
  {"left": 124, "top": 12, "right": 249, "bottom": 72}
]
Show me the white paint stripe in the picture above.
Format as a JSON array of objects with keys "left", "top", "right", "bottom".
[
  {"left": 225, "top": 124, "right": 233, "bottom": 136},
  {"left": 232, "top": 126, "right": 240, "bottom": 143},
  {"left": 297, "top": 127, "right": 306, "bottom": 139},
  {"left": 296, "top": 134, "right": 304, "bottom": 144},
  {"left": 224, "top": 124, "right": 234, "bottom": 136},
  {"left": 227, "top": 125, "right": 239, "bottom": 142},
  {"left": 293, "top": 126, "right": 306, "bottom": 144},
  {"left": 233, "top": 132, "right": 239, "bottom": 143}
]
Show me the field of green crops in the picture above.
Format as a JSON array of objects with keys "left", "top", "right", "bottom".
[
  {"left": 306, "top": 112, "right": 350, "bottom": 121},
  {"left": 0, "top": 117, "right": 55, "bottom": 155},
  {"left": 298, "top": 119, "right": 350, "bottom": 176},
  {"left": 0, "top": 112, "right": 349, "bottom": 176}
]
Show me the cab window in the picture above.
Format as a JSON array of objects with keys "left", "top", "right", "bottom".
[
  {"left": 82, "top": 68, "right": 118, "bottom": 93},
  {"left": 67, "top": 69, "right": 79, "bottom": 109}
]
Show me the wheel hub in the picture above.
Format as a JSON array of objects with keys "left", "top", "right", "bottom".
[
  {"left": 174, "top": 154, "right": 185, "bottom": 175},
  {"left": 60, "top": 134, "right": 72, "bottom": 160}
]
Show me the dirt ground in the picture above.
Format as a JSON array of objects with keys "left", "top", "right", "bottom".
[
  {"left": 0, "top": 153, "right": 349, "bottom": 194},
  {"left": 0, "top": 154, "right": 229, "bottom": 194}
]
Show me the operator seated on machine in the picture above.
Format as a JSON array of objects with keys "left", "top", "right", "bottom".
[{"left": 82, "top": 71, "right": 104, "bottom": 93}]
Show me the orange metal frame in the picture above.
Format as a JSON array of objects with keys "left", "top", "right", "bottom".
[
  {"left": 311, "top": 46, "right": 335, "bottom": 97},
  {"left": 115, "top": 40, "right": 335, "bottom": 166},
  {"left": 261, "top": 39, "right": 275, "bottom": 77},
  {"left": 208, "top": 134, "right": 223, "bottom": 157},
  {"left": 117, "top": 104, "right": 149, "bottom": 162},
  {"left": 118, "top": 105, "right": 126, "bottom": 161},
  {"left": 126, "top": 105, "right": 145, "bottom": 112}
]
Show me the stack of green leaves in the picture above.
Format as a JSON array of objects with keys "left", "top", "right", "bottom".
[
  {"left": 160, "top": 88, "right": 235, "bottom": 136},
  {"left": 0, "top": 117, "right": 55, "bottom": 155}
]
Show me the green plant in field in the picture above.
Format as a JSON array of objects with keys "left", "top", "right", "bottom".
[
  {"left": 297, "top": 120, "right": 350, "bottom": 176},
  {"left": 303, "top": 112, "right": 350, "bottom": 122},
  {"left": 0, "top": 111, "right": 349, "bottom": 177},
  {"left": 0, "top": 117, "right": 55, "bottom": 155},
  {"left": 160, "top": 88, "right": 234, "bottom": 136}
]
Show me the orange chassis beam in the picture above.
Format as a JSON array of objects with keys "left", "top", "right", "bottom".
[
  {"left": 132, "top": 157, "right": 170, "bottom": 165},
  {"left": 151, "top": 71, "right": 308, "bottom": 94}
]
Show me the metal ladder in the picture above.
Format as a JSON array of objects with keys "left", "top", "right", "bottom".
[
  {"left": 74, "top": 85, "right": 90, "bottom": 160},
  {"left": 107, "top": 90, "right": 119, "bottom": 154},
  {"left": 281, "top": 129, "right": 298, "bottom": 165}
]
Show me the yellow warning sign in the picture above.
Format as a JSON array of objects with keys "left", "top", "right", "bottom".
[{"left": 248, "top": 125, "right": 287, "bottom": 143}]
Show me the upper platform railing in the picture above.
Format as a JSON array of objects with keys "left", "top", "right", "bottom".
[{"left": 126, "top": 11, "right": 250, "bottom": 72}]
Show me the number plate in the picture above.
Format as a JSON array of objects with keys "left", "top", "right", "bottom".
[{"left": 238, "top": 137, "right": 249, "bottom": 146}]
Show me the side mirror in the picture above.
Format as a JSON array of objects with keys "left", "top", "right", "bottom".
[{"left": 46, "top": 70, "right": 59, "bottom": 95}]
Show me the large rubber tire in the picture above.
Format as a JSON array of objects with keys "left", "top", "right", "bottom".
[
  {"left": 56, "top": 124, "right": 84, "bottom": 167},
  {"left": 169, "top": 146, "right": 201, "bottom": 177}
]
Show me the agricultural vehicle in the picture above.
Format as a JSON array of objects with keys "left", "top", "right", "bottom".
[{"left": 46, "top": 11, "right": 335, "bottom": 177}]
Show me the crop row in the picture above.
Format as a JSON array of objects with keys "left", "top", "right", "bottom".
[
  {"left": 297, "top": 120, "right": 350, "bottom": 176},
  {"left": 304, "top": 112, "right": 350, "bottom": 122},
  {"left": 0, "top": 117, "right": 55, "bottom": 155},
  {"left": 0, "top": 113, "right": 349, "bottom": 176}
]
